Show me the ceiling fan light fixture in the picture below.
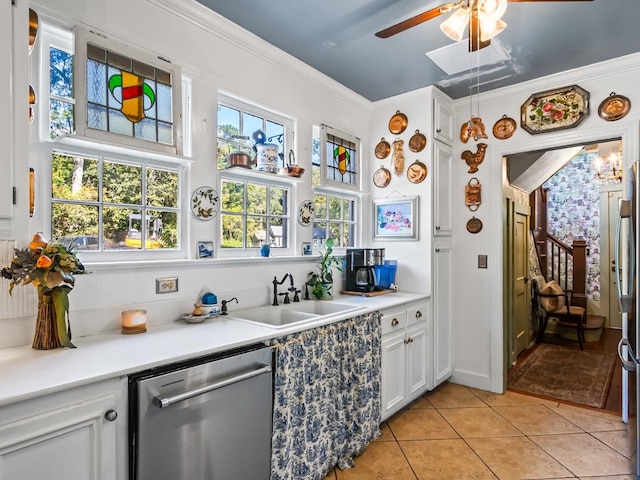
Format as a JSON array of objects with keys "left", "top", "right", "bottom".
[
  {"left": 440, "top": 6, "right": 470, "bottom": 42},
  {"left": 479, "top": 0, "right": 508, "bottom": 22},
  {"left": 480, "top": 17, "right": 506, "bottom": 41}
]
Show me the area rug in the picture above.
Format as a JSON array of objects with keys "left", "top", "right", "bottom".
[{"left": 508, "top": 343, "right": 616, "bottom": 408}]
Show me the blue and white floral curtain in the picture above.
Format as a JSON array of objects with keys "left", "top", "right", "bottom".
[{"left": 269, "top": 312, "right": 382, "bottom": 480}]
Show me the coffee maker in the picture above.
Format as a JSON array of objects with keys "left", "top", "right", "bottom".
[{"left": 345, "top": 248, "right": 385, "bottom": 293}]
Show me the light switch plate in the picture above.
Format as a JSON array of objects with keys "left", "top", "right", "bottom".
[
  {"left": 478, "top": 255, "right": 488, "bottom": 269},
  {"left": 156, "top": 277, "right": 178, "bottom": 294}
]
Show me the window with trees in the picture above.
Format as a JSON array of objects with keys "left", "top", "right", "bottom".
[
  {"left": 51, "top": 150, "right": 180, "bottom": 252},
  {"left": 312, "top": 193, "right": 356, "bottom": 248},
  {"left": 217, "top": 97, "right": 293, "bottom": 253}
]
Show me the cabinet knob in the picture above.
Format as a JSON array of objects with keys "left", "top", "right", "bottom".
[
  {"left": 404, "top": 337, "right": 413, "bottom": 344},
  {"left": 435, "top": 248, "right": 440, "bottom": 253},
  {"left": 104, "top": 409, "right": 118, "bottom": 422},
  {"left": 436, "top": 128, "right": 442, "bottom": 133},
  {"left": 435, "top": 226, "right": 441, "bottom": 230},
  {"left": 415, "top": 310, "right": 422, "bottom": 318},
  {"left": 391, "top": 318, "right": 399, "bottom": 327}
]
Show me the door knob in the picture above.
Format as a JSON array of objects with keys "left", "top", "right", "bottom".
[{"left": 104, "top": 409, "right": 118, "bottom": 421}]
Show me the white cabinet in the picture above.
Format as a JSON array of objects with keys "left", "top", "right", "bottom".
[
  {"left": 0, "top": 377, "right": 127, "bottom": 480},
  {"left": 381, "top": 302, "right": 431, "bottom": 420},
  {"left": 433, "top": 94, "right": 455, "bottom": 146},
  {"left": 433, "top": 141, "right": 453, "bottom": 236},
  {"left": 0, "top": 0, "right": 29, "bottom": 237},
  {"left": 434, "top": 245, "right": 453, "bottom": 386}
]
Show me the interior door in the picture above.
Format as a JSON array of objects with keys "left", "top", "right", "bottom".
[
  {"left": 513, "top": 205, "right": 531, "bottom": 357},
  {"left": 601, "top": 186, "right": 623, "bottom": 328}
]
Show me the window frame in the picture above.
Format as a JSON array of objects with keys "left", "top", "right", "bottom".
[
  {"left": 311, "top": 190, "right": 359, "bottom": 250},
  {"left": 317, "top": 124, "right": 361, "bottom": 192}
]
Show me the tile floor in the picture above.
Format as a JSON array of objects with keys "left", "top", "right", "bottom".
[{"left": 324, "top": 382, "right": 636, "bottom": 480}]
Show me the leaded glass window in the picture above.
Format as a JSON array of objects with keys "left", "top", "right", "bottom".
[{"left": 313, "top": 125, "right": 360, "bottom": 191}]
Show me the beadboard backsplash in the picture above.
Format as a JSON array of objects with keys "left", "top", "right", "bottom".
[{"left": 0, "top": 240, "right": 38, "bottom": 320}]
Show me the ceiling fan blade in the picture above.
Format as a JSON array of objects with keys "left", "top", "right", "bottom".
[
  {"left": 375, "top": 3, "right": 457, "bottom": 39},
  {"left": 507, "top": 0, "right": 592, "bottom": 2}
]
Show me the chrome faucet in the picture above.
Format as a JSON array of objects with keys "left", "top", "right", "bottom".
[{"left": 273, "top": 273, "right": 295, "bottom": 306}]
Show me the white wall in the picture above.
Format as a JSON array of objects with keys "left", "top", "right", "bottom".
[{"left": 0, "top": 0, "right": 374, "bottom": 349}]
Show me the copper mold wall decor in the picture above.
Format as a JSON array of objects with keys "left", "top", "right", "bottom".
[
  {"left": 466, "top": 217, "right": 483, "bottom": 234},
  {"left": 521, "top": 84, "right": 589, "bottom": 134},
  {"left": 407, "top": 160, "right": 427, "bottom": 184},
  {"left": 392, "top": 138, "right": 405, "bottom": 176},
  {"left": 461, "top": 143, "right": 487, "bottom": 174},
  {"left": 373, "top": 166, "right": 391, "bottom": 188},
  {"left": 598, "top": 92, "right": 631, "bottom": 122},
  {"left": 460, "top": 117, "right": 488, "bottom": 143},
  {"left": 389, "top": 110, "right": 408, "bottom": 134},
  {"left": 492, "top": 115, "right": 517, "bottom": 140},
  {"left": 465, "top": 178, "right": 481, "bottom": 212},
  {"left": 375, "top": 138, "right": 391, "bottom": 159},
  {"left": 408, "top": 130, "right": 427, "bottom": 152}
]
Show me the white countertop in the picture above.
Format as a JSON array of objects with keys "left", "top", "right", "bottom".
[{"left": 0, "top": 292, "right": 428, "bottom": 407}]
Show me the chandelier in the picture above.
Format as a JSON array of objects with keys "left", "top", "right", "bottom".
[
  {"left": 593, "top": 142, "right": 623, "bottom": 182},
  {"left": 440, "top": 0, "right": 508, "bottom": 51}
]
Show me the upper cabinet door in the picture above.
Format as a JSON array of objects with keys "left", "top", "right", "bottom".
[
  {"left": 433, "top": 141, "right": 453, "bottom": 236},
  {"left": 433, "top": 96, "right": 454, "bottom": 146},
  {"left": 0, "top": 1, "right": 15, "bottom": 221}
]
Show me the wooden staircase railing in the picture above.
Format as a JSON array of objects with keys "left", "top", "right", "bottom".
[{"left": 530, "top": 186, "right": 587, "bottom": 297}]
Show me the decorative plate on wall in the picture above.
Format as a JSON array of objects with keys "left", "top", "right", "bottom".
[
  {"left": 492, "top": 115, "right": 517, "bottom": 140},
  {"left": 191, "top": 186, "right": 219, "bottom": 221},
  {"left": 298, "top": 200, "right": 315, "bottom": 226},
  {"left": 408, "top": 130, "right": 427, "bottom": 152},
  {"left": 407, "top": 160, "right": 427, "bottom": 184},
  {"left": 520, "top": 85, "right": 589, "bottom": 135},
  {"left": 466, "top": 216, "right": 483, "bottom": 234}
]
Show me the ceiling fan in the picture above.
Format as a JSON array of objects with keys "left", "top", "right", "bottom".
[{"left": 375, "top": 0, "right": 593, "bottom": 52}]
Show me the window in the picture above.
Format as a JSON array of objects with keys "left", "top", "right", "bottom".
[
  {"left": 312, "top": 193, "right": 356, "bottom": 248},
  {"left": 220, "top": 178, "right": 290, "bottom": 250},
  {"left": 45, "top": 27, "right": 183, "bottom": 155},
  {"left": 51, "top": 149, "right": 181, "bottom": 253},
  {"left": 217, "top": 96, "right": 293, "bottom": 254},
  {"left": 38, "top": 22, "right": 186, "bottom": 261},
  {"left": 312, "top": 125, "right": 360, "bottom": 191}
]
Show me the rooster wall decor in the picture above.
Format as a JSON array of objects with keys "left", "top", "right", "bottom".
[{"left": 461, "top": 143, "right": 487, "bottom": 173}]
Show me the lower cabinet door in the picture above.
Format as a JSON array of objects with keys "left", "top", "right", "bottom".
[
  {"left": 381, "top": 331, "right": 407, "bottom": 420},
  {"left": 0, "top": 393, "right": 119, "bottom": 480},
  {"left": 406, "top": 324, "right": 429, "bottom": 401}
]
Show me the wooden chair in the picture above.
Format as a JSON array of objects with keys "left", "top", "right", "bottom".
[{"left": 531, "top": 277, "right": 587, "bottom": 350}]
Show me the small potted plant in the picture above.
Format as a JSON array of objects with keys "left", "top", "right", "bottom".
[{"left": 305, "top": 238, "right": 342, "bottom": 300}]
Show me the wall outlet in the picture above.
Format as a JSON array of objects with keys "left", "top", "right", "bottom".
[
  {"left": 156, "top": 277, "right": 178, "bottom": 294},
  {"left": 478, "top": 255, "right": 488, "bottom": 269}
]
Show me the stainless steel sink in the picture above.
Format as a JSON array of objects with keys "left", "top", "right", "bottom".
[{"left": 230, "top": 301, "right": 365, "bottom": 329}]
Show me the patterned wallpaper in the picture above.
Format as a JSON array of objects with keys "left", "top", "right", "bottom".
[{"left": 543, "top": 151, "right": 617, "bottom": 303}]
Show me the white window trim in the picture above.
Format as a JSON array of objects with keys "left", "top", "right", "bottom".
[{"left": 312, "top": 188, "right": 364, "bottom": 252}]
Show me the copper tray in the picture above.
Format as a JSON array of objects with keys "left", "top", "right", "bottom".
[
  {"left": 598, "top": 92, "right": 631, "bottom": 122},
  {"left": 408, "top": 130, "right": 427, "bottom": 152},
  {"left": 375, "top": 138, "right": 391, "bottom": 159},
  {"left": 492, "top": 115, "right": 517, "bottom": 140},
  {"left": 389, "top": 110, "right": 408, "bottom": 134},
  {"left": 29, "top": 9, "right": 39, "bottom": 54},
  {"left": 407, "top": 160, "right": 427, "bottom": 184},
  {"left": 373, "top": 166, "right": 391, "bottom": 188}
]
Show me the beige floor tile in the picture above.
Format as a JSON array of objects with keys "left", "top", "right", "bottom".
[
  {"left": 425, "top": 383, "right": 487, "bottom": 409},
  {"left": 552, "top": 403, "right": 627, "bottom": 432},
  {"left": 531, "top": 432, "right": 634, "bottom": 477},
  {"left": 335, "top": 441, "right": 416, "bottom": 479},
  {"left": 438, "top": 407, "right": 523, "bottom": 438},
  {"left": 466, "top": 436, "right": 573, "bottom": 480},
  {"left": 493, "top": 404, "right": 583, "bottom": 435},
  {"left": 400, "top": 439, "right": 498, "bottom": 479},
  {"left": 472, "top": 388, "right": 560, "bottom": 408},
  {"left": 592, "top": 429, "right": 637, "bottom": 459},
  {"left": 388, "top": 409, "right": 459, "bottom": 441},
  {"left": 577, "top": 476, "right": 637, "bottom": 480},
  {"left": 407, "top": 395, "right": 434, "bottom": 410},
  {"left": 377, "top": 422, "right": 395, "bottom": 442}
]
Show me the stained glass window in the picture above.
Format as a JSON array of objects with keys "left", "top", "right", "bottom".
[
  {"left": 316, "top": 125, "right": 360, "bottom": 191},
  {"left": 85, "top": 43, "right": 174, "bottom": 145}
]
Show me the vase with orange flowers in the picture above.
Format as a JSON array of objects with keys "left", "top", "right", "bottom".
[{"left": 1, "top": 233, "right": 87, "bottom": 349}]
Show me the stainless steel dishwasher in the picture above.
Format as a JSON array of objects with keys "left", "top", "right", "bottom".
[{"left": 128, "top": 344, "right": 273, "bottom": 480}]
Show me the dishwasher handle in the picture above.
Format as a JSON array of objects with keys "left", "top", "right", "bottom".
[{"left": 153, "top": 364, "right": 272, "bottom": 408}]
